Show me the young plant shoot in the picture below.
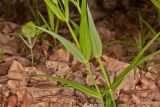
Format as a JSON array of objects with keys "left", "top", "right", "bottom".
[
  {"left": 36, "top": 0, "right": 160, "bottom": 107},
  {"left": 21, "top": 22, "right": 45, "bottom": 65}
]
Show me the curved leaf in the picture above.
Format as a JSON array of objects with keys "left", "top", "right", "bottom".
[
  {"left": 87, "top": 7, "right": 102, "bottom": 57},
  {"left": 36, "top": 74, "right": 101, "bottom": 99},
  {"left": 36, "top": 26, "right": 87, "bottom": 63},
  {"left": 45, "top": 0, "right": 65, "bottom": 21}
]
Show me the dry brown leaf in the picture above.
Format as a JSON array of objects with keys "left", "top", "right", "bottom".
[
  {"left": 7, "top": 95, "right": 18, "bottom": 107},
  {"left": 7, "top": 60, "right": 25, "bottom": 80},
  {"left": 21, "top": 91, "right": 30, "bottom": 107},
  {"left": 31, "top": 102, "right": 49, "bottom": 107},
  {"left": 49, "top": 48, "right": 70, "bottom": 62},
  {"left": 46, "top": 61, "right": 70, "bottom": 77}
]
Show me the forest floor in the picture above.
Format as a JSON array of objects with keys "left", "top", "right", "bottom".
[{"left": 0, "top": 1, "right": 160, "bottom": 107}]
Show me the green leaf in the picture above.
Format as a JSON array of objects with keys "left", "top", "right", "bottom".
[
  {"left": 36, "top": 74, "right": 101, "bottom": 99},
  {"left": 70, "top": 19, "right": 79, "bottom": 37},
  {"left": 46, "top": 3, "right": 55, "bottom": 31},
  {"left": 105, "top": 94, "right": 114, "bottom": 107},
  {"left": 141, "top": 18, "right": 160, "bottom": 42},
  {"left": 64, "top": 0, "right": 69, "bottom": 22},
  {"left": 36, "top": 26, "right": 87, "bottom": 63},
  {"left": 22, "top": 22, "right": 36, "bottom": 38},
  {"left": 36, "top": 24, "right": 48, "bottom": 36},
  {"left": 52, "top": 0, "right": 58, "bottom": 5},
  {"left": 79, "top": 0, "right": 91, "bottom": 61},
  {"left": 87, "top": 6, "right": 102, "bottom": 57},
  {"left": 102, "top": 32, "right": 160, "bottom": 96},
  {"left": 111, "top": 32, "right": 160, "bottom": 92},
  {"left": 45, "top": 0, "right": 65, "bottom": 21},
  {"left": 151, "top": 0, "right": 160, "bottom": 9}
]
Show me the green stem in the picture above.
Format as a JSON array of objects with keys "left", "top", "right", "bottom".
[
  {"left": 66, "top": 22, "right": 80, "bottom": 48},
  {"left": 97, "top": 58, "right": 116, "bottom": 107},
  {"left": 86, "top": 63, "right": 102, "bottom": 97},
  {"left": 27, "top": 0, "right": 40, "bottom": 25},
  {"left": 47, "top": 6, "right": 55, "bottom": 31},
  {"left": 30, "top": 47, "right": 34, "bottom": 66},
  {"left": 55, "top": 18, "right": 60, "bottom": 33}
]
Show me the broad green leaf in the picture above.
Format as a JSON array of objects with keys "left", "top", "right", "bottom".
[
  {"left": 79, "top": 0, "right": 91, "bottom": 61},
  {"left": 22, "top": 22, "right": 36, "bottom": 38},
  {"left": 45, "top": 0, "right": 65, "bottom": 21},
  {"left": 36, "top": 26, "right": 87, "bottom": 63},
  {"left": 36, "top": 74, "right": 101, "bottom": 98},
  {"left": 151, "top": 0, "right": 160, "bottom": 9},
  {"left": 87, "top": 7, "right": 102, "bottom": 57}
]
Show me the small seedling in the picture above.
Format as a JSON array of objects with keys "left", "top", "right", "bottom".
[{"left": 20, "top": 22, "right": 46, "bottom": 65}]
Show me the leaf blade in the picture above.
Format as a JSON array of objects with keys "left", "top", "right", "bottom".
[
  {"left": 36, "top": 74, "right": 101, "bottom": 99},
  {"left": 36, "top": 26, "right": 87, "bottom": 63},
  {"left": 79, "top": 0, "right": 91, "bottom": 61},
  {"left": 87, "top": 6, "right": 102, "bottom": 57}
]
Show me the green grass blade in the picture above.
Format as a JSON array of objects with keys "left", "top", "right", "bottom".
[
  {"left": 45, "top": 0, "right": 65, "bottom": 21},
  {"left": 70, "top": 19, "right": 80, "bottom": 37},
  {"left": 64, "top": 0, "right": 69, "bottom": 22},
  {"left": 37, "top": 10, "right": 51, "bottom": 30},
  {"left": 36, "top": 74, "right": 101, "bottom": 98},
  {"left": 36, "top": 24, "right": 48, "bottom": 36},
  {"left": 87, "top": 6, "right": 102, "bottom": 57},
  {"left": 151, "top": 0, "right": 160, "bottom": 9},
  {"left": 52, "top": 0, "right": 58, "bottom": 5},
  {"left": 142, "top": 18, "right": 157, "bottom": 35},
  {"left": 105, "top": 94, "right": 114, "bottom": 107},
  {"left": 111, "top": 32, "right": 160, "bottom": 91},
  {"left": 47, "top": 3, "right": 55, "bottom": 31},
  {"left": 36, "top": 26, "right": 87, "bottom": 63},
  {"left": 142, "top": 18, "right": 160, "bottom": 42},
  {"left": 27, "top": 0, "right": 40, "bottom": 25},
  {"left": 102, "top": 32, "right": 160, "bottom": 95},
  {"left": 79, "top": 0, "right": 91, "bottom": 61},
  {"left": 136, "top": 49, "right": 160, "bottom": 66},
  {"left": 70, "top": 0, "right": 81, "bottom": 13}
]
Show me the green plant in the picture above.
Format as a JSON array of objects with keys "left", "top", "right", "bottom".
[
  {"left": 35, "top": 0, "right": 160, "bottom": 107},
  {"left": 151, "top": 0, "right": 160, "bottom": 23},
  {"left": 20, "top": 22, "right": 46, "bottom": 65}
]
